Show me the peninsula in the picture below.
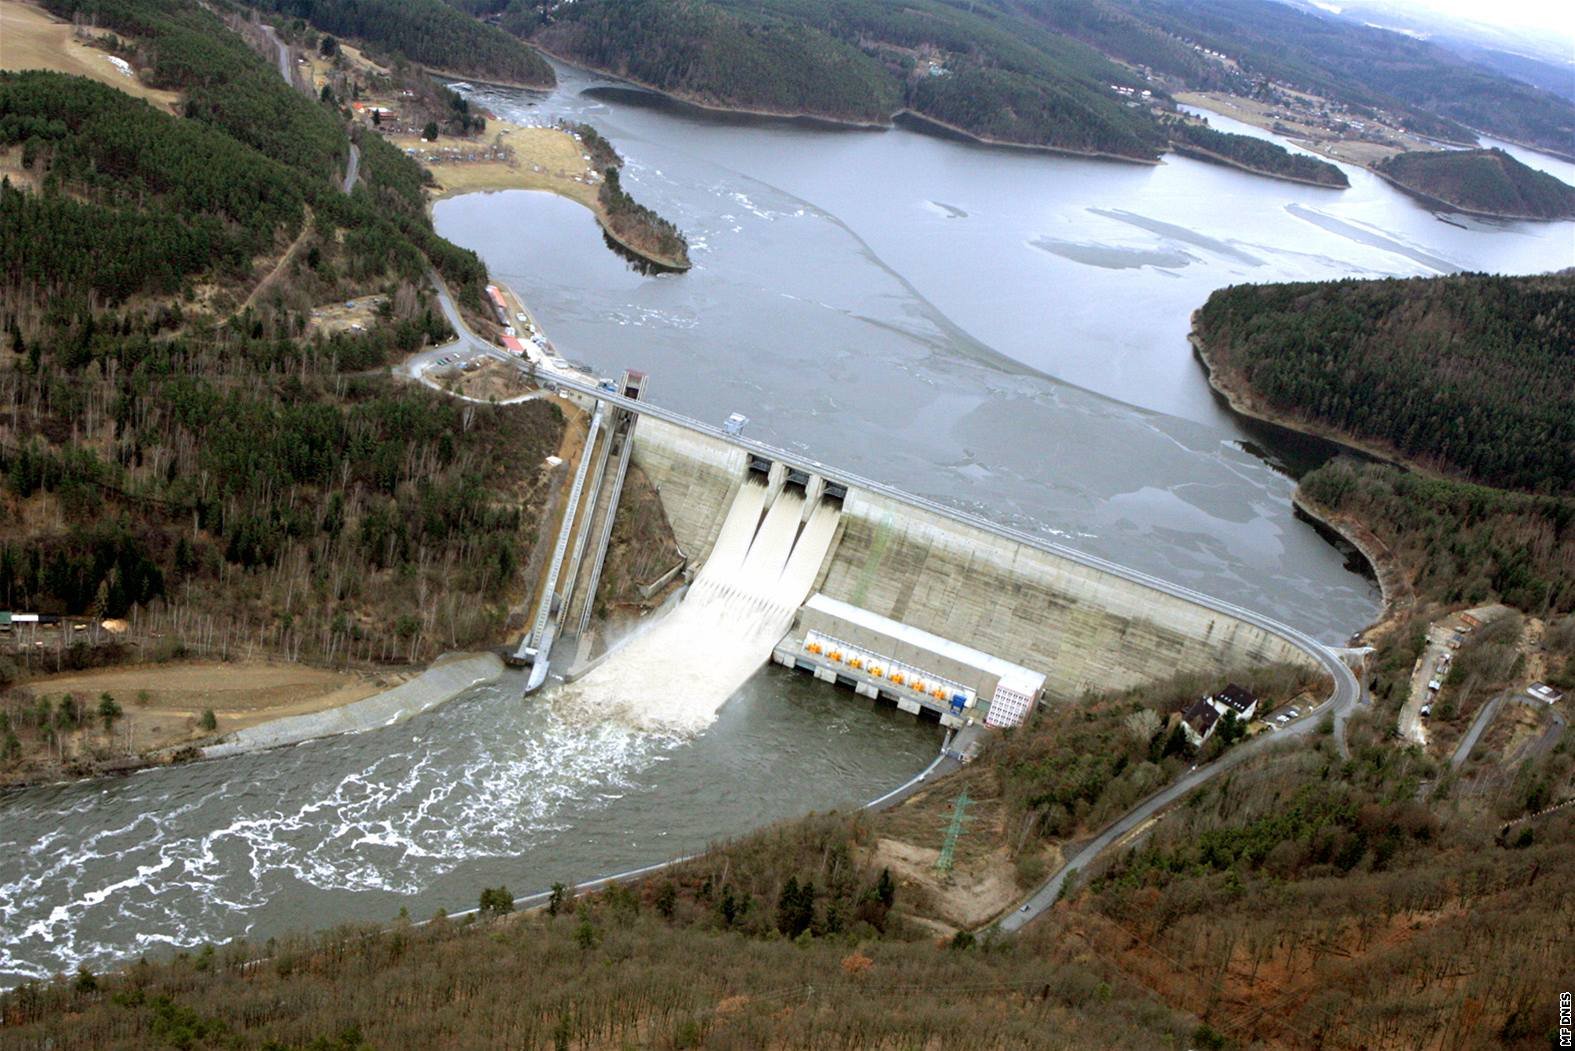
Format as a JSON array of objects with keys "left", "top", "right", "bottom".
[{"left": 1374, "top": 147, "right": 1575, "bottom": 221}]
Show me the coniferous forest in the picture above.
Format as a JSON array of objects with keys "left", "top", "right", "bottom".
[
  {"left": 1195, "top": 273, "right": 1575, "bottom": 495},
  {"left": 1375, "top": 148, "right": 1575, "bottom": 220},
  {"left": 1165, "top": 118, "right": 1349, "bottom": 187},
  {"left": 0, "top": 0, "right": 561, "bottom": 669},
  {"left": 254, "top": 0, "right": 554, "bottom": 86}
]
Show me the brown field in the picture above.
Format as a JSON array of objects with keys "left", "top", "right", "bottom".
[
  {"left": 304, "top": 292, "right": 389, "bottom": 337},
  {"left": 17, "top": 659, "right": 407, "bottom": 756},
  {"left": 435, "top": 355, "right": 538, "bottom": 401},
  {"left": 0, "top": 0, "right": 180, "bottom": 111},
  {"left": 1173, "top": 90, "right": 1432, "bottom": 168},
  {"left": 390, "top": 123, "right": 600, "bottom": 207}
]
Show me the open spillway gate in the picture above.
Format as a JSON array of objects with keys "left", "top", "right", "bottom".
[
  {"left": 502, "top": 365, "right": 1337, "bottom": 728},
  {"left": 515, "top": 371, "right": 645, "bottom": 691},
  {"left": 555, "top": 460, "right": 846, "bottom": 733}
]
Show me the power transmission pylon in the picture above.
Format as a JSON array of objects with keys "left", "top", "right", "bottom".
[{"left": 934, "top": 790, "right": 970, "bottom": 875}]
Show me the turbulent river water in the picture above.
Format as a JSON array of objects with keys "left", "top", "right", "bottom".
[{"left": 3, "top": 62, "right": 1572, "bottom": 985}]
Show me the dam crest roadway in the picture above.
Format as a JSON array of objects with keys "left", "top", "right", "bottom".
[{"left": 428, "top": 277, "right": 1359, "bottom": 737}]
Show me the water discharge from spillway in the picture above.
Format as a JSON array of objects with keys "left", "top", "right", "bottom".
[{"left": 562, "top": 478, "right": 841, "bottom": 735}]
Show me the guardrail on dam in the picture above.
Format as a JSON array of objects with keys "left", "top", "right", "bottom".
[{"left": 625, "top": 414, "right": 1324, "bottom": 720}]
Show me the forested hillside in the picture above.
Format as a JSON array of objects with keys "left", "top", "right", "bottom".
[
  {"left": 1301, "top": 460, "right": 1575, "bottom": 615},
  {"left": 1374, "top": 147, "right": 1575, "bottom": 220},
  {"left": 1194, "top": 273, "right": 1575, "bottom": 495},
  {"left": 1166, "top": 117, "right": 1349, "bottom": 186},
  {"left": 254, "top": 0, "right": 554, "bottom": 87},
  {"left": 1058, "top": 0, "right": 1575, "bottom": 159},
  {"left": 0, "top": 0, "right": 565, "bottom": 668},
  {"left": 6, "top": 647, "right": 1569, "bottom": 1048},
  {"left": 491, "top": 0, "right": 1168, "bottom": 159},
  {"left": 23, "top": 0, "right": 488, "bottom": 304},
  {"left": 529, "top": 0, "right": 899, "bottom": 123}
]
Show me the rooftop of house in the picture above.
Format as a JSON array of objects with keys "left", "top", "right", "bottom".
[
  {"left": 1183, "top": 696, "right": 1220, "bottom": 734},
  {"left": 1211, "top": 683, "right": 1259, "bottom": 715}
]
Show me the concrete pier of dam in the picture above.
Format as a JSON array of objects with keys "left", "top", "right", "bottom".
[
  {"left": 624, "top": 412, "right": 1322, "bottom": 726},
  {"left": 445, "top": 320, "right": 1344, "bottom": 724}
]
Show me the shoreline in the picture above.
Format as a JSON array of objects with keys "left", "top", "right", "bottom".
[
  {"left": 1167, "top": 141, "right": 1348, "bottom": 189},
  {"left": 1291, "top": 491, "right": 1410, "bottom": 640},
  {"left": 594, "top": 203, "right": 692, "bottom": 272},
  {"left": 532, "top": 45, "right": 893, "bottom": 131},
  {"left": 414, "top": 108, "right": 691, "bottom": 271},
  {"left": 1190, "top": 321, "right": 1411, "bottom": 637},
  {"left": 199, "top": 652, "right": 504, "bottom": 759},
  {"left": 535, "top": 48, "right": 1161, "bottom": 165},
  {"left": 893, "top": 108, "right": 1162, "bottom": 165},
  {"left": 1368, "top": 165, "right": 1575, "bottom": 223},
  {"left": 2, "top": 655, "right": 503, "bottom": 788},
  {"left": 1175, "top": 92, "right": 1397, "bottom": 173},
  {"left": 1189, "top": 320, "right": 1427, "bottom": 474},
  {"left": 424, "top": 66, "right": 555, "bottom": 94}
]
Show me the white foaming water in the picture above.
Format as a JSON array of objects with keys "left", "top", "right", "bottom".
[
  {"left": 564, "top": 479, "right": 841, "bottom": 735},
  {"left": 0, "top": 697, "right": 663, "bottom": 982}
]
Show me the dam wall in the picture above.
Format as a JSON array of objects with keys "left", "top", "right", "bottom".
[
  {"left": 631, "top": 416, "right": 749, "bottom": 564},
  {"left": 814, "top": 489, "right": 1311, "bottom": 701},
  {"left": 631, "top": 417, "right": 1319, "bottom": 705}
]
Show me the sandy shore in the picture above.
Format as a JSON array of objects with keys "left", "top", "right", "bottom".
[
  {"left": 200, "top": 652, "right": 504, "bottom": 759},
  {"left": 2, "top": 660, "right": 414, "bottom": 786}
]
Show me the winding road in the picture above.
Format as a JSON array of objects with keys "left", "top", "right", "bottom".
[
  {"left": 1452, "top": 689, "right": 1568, "bottom": 771},
  {"left": 423, "top": 272, "right": 1361, "bottom": 932},
  {"left": 260, "top": 22, "right": 358, "bottom": 193},
  {"left": 997, "top": 685, "right": 1353, "bottom": 933}
]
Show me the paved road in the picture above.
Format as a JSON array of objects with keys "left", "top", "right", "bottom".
[
  {"left": 426, "top": 272, "right": 1362, "bottom": 934},
  {"left": 1452, "top": 692, "right": 1507, "bottom": 771},
  {"left": 343, "top": 142, "right": 360, "bottom": 193},
  {"left": 260, "top": 23, "right": 357, "bottom": 196},
  {"left": 259, "top": 24, "right": 293, "bottom": 87},
  {"left": 1452, "top": 690, "right": 1569, "bottom": 771},
  {"left": 996, "top": 682, "right": 1352, "bottom": 933},
  {"left": 1523, "top": 706, "right": 1568, "bottom": 765}
]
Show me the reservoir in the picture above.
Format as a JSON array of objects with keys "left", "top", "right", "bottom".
[
  {"left": 3, "top": 60, "right": 1571, "bottom": 985},
  {"left": 435, "top": 63, "right": 1573, "bottom": 641}
]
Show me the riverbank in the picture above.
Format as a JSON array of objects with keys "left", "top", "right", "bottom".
[
  {"left": 200, "top": 651, "right": 504, "bottom": 759},
  {"left": 1168, "top": 141, "right": 1347, "bottom": 189},
  {"left": 409, "top": 116, "right": 691, "bottom": 271},
  {"left": 1191, "top": 321, "right": 1411, "bottom": 639},
  {"left": 894, "top": 108, "right": 1162, "bottom": 165},
  {"left": 1369, "top": 163, "right": 1574, "bottom": 222},
  {"left": 1292, "top": 491, "right": 1410, "bottom": 641},
  {"left": 1173, "top": 90, "right": 1421, "bottom": 171},
  {"left": 532, "top": 45, "right": 893, "bottom": 131},
  {"left": 1189, "top": 319, "right": 1427, "bottom": 476},
  {"left": 0, "top": 660, "right": 412, "bottom": 788},
  {"left": 537, "top": 47, "right": 1160, "bottom": 166}
]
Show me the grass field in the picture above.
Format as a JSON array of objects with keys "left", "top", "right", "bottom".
[
  {"left": 388, "top": 123, "right": 601, "bottom": 207},
  {"left": 0, "top": 0, "right": 180, "bottom": 111}
]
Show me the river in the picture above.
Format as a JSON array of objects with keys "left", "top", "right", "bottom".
[
  {"left": 0, "top": 669, "right": 935, "bottom": 983},
  {"left": 3, "top": 63, "right": 1571, "bottom": 986}
]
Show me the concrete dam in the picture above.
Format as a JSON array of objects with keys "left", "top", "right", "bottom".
[{"left": 515, "top": 371, "right": 1334, "bottom": 731}]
